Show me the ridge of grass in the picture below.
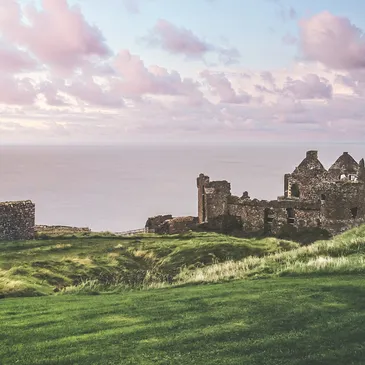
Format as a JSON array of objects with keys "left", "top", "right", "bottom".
[
  {"left": 0, "top": 232, "right": 297, "bottom": 298},
  {"left": 1, "top": 225, "right": 365, "bottom": 297},
  {"left": 176, "top": 224, "right": 365, "bottom": 284}
]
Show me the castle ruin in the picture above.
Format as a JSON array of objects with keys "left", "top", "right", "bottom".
[{"left": 197, "top": 151, "right": 365, "bottom": 236}]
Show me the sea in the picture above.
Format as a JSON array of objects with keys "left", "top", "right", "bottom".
[{"left": 0, "top": 143, "right": 364, "bottom": 232}]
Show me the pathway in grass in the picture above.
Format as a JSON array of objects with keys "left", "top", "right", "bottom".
[{"left": 2, "top": 276, "right": 365, "bottom": 365}]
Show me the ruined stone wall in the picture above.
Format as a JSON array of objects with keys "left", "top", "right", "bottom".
[
  {"left": 197, "top": 174, "right": 210, "bottom": 223},
  {"left": 205, "top": 181, "right": 231, "bottom": 218},
  {"left": 283, "top": 150, "right": 338, "bottom": 202},
  {"left": 0, "top": 200, "right": 35, "bottom": 241},
  {"left": 322, "top": 181, "right": 364, "bottom": 220},
  {"left": 286, "top": 172, "right": 330, "bottom": 201},
  {"left": 320, "top": 181, "right": 365, "bottom": 234},
  {"left": 155, "top": 216, "right": 198, "bottom": 234},
  {"left": 228, "top": 197, "right": 321, "bottom": 235},
  {"left": 197, "top": 174, "right": 231, "bottom": 226},
  {"left": 145, "top": 214, "right": 173, "bottom": 232}
]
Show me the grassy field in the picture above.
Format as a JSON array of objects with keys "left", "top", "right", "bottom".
[
  {"left": 0, "top": 232, "right": 297, "bottom": 297},
  {"left": 2, "top": 225, "right": 364, "bottom": 297},
  {"left": 2, "top": 276, "right": 365, "bottom": 365},
  {"left": 1, "top": 227, "right": 365, "bottom": 364}
]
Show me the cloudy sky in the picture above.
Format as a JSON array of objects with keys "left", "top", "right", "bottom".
[{"left": 0, "top": 0, "right": 365, "bottom": 145}]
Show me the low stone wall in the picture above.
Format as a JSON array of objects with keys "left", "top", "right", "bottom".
[
  {"left": 35, "top": 225, "right": 91, "bottom": 233},
  {"left": 0, "top": 200, "right": 35, "bottom": 241}
]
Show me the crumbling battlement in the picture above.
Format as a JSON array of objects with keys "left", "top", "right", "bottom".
[
  {"left": 145, "top": 215, "right": 173, "bottom": 233},
  {"left": 0, "top": 200, "right": 35, "bottom": 241},
  {"left": 145, "top": 215, "right": 198, "bottom": 234},
  {"left": 197, "top": 151, "right": 365, "bottom": 237}
]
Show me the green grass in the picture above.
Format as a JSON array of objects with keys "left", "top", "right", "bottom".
[
  {"left": 0, "top": 232, "right": 297, "bottom": 297},
  {"left": 2, "top": 227, "right": 365, "bottom": 364},
  {"left": 2, "top": 276, "right": 365, "bottom": 364},
  {"left": 177, "top": 225, "right": 365, "bottom": 284}
]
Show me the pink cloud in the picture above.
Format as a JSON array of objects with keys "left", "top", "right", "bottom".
[
  {"left": 147, "top": 19, "right": 240, "bottom": 64},
  {"left": 0, "top": 0, "right": 111, "bottom": 74},
  {"left": 65, "top": 76, "right": 125, "bottom": 108},
  {"left": 200, "top": 70, "right": 251, "bottom": 104},
  {"left": 112, "top": 50, "right": 203, "bottom": 101},
  {"left": 0, "top": 42, "right": 38, "bottom": 73},
  {"left": 38, "top": 81, "right": 69, "bottom": 106},
  {"left": 283, "top": 74, "right": 333, "bottom": 99},
  {"left": 0, "top": 75, "right": 36, "bottom": 105},
  {"left": 150, "top": 19, "right": 211, "bottom": 57},
  {"left": 299, "top": 11, "right": 365, "bottom": 69}
]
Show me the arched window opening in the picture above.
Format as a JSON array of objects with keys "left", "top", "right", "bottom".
[
  {"left": 349, "top": 174, "right": 358, "bottom": 182},
  {"left": 291, "top": 183, "right": 300, "bottom": 198},
  {"left": 320, "top": 194, "right": 326, "bottom": 201},
  {"left": 339, "top": 174, "right": 347, "bottom": 180}
]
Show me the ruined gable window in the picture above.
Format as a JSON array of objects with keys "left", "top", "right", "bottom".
[
  {"left": 316, "top": 219, "right": 321, "bottom": 227},
  {"left": 286, "top": 208, "right": 295, "bottom": 224},
  {"left": 349, "top": 174, "right": 358, "bottom": 182},
  {"left": 351, "top": 207, "right": 358, "bottom": 219},
  {"left": 291, "top": 183, "right": 300, "bottom": 198},
  {"left": 320, "top": 194, "right": 326, "bottom": 201}
]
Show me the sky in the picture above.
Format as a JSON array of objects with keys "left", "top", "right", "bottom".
[{"left": 0, "top": 0, "right": 365, "bottom": 145}]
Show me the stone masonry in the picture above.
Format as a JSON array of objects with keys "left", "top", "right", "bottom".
[
  {"left": 197, "top": 151, "right": 365, "bottom": 236},
  {"left": 0, "top": 200, "right": 35, "bottom": 241}
]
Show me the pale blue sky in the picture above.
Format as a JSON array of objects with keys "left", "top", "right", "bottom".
[{"left": 63, "top": 0, "right": 365, "bottom": 72}]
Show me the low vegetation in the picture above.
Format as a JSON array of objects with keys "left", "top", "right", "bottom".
[
  {"left": 177, "top": 224, "right": 365, "bottom": 284},
  {"left": 0, "top": 231, "right": 297, "bottom": 298},
  {"left": 1, "top": 226, "right": 365, "bottom": 297}
]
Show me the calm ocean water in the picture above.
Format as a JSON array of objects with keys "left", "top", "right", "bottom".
[{"left": 0, "top": 144, "right": 364, "bottom": 231}]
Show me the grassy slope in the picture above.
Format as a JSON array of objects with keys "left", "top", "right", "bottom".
[
  {"left": 177, "top": 225, "right": 365, "bottom": 284},
  {"left": 2, "top": 276, "right": 365, "bottom": 365},
  {"left": 0, "top": 232, "right": 297, "bottom": 297}
]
